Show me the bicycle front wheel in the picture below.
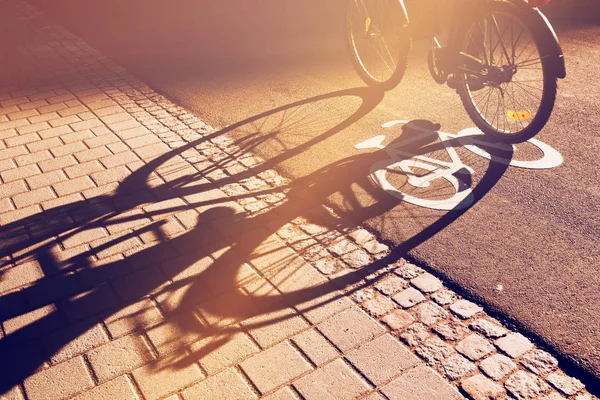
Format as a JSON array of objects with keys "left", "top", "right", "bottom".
[
  {"left": 456, "top": 1, "right": 557, "bottom": 143},
  {"left": 347, "top": 0, "right": 411, "bottom": 90}
]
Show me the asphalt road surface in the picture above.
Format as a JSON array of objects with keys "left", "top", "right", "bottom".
[{"left": 30, "top": 0, "right": 600, "bottom": 386}]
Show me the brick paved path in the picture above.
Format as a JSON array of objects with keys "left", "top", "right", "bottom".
[{"left": 0, "top": 1, "right": 596, "bottom": 399}]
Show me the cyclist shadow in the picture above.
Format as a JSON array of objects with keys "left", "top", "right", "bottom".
[
  {"left": 0, "top": 87, "right": 386, "bottom": 392},
  {"left": 0, "top": 105, "right": 513, "bottom": 392},
  {"left": 147, "top": 120, "right": 516, "bottom": 371}
]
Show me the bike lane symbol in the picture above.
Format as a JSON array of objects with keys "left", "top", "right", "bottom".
[{"left": 355, "top": 120, "right": 563, "bottom": 211}]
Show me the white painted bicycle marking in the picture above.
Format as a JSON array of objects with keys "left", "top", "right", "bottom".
[
  {"left": 354, "top": 120, "right": 563, "bottom": 211},
  {"left": 456, "top": 127, "right": 564, "bottom": 170}
]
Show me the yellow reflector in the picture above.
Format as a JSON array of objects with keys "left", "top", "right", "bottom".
[
  {"left": 365, "top": 17, "right": 371, "bottom": 33},
  {"left": 507, "top": 110, "right": 533, "bottom": 121}
]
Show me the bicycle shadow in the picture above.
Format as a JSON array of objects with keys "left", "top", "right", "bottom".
[{"left": 0, "top": 92, "right": 512, "bottom": 394}]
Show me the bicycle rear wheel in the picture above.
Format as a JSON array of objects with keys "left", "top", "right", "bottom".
[
  {"left": 455, "top": 1, "right": 557, "bottom": 143},
  {"left": 347, "top": 0, "right": 411, "bottom": 90}
]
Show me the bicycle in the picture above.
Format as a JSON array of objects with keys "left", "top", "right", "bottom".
[{"left": 347, "top": 0, "right": 566, "bottom": 143}]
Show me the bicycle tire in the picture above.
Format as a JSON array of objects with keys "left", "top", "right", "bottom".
[
  {"left": 347, "top": 0, "right": 412, "bottom": 90},
  {"left": 455, "top": 0, "right": 557, "bottom": 143}
]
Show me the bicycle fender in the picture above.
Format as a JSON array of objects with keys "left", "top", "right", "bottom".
[
  {"left": 527, "top": 7, "right": 567, "bottom": 79},
  {"left": 397, "top": 0, "right": 410, "bottom": 27}
]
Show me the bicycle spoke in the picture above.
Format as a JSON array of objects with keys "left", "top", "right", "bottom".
[
  {"left": 506, "top": 83, "right": 527, "bottom": 131},
  {"left": 481, "top": 86, "right": 495, "bottom": 124},
  {"left": 475, "top": 21, "right": 490, "bottom": 66},
  {"left": 512, "top": 81, "right": 543, "bottom": 103},
  {"left": 507, "top": 81, "right": 539, "bottom": 116},
  {"left": 514, "top": 36, "right": 535, "bottom": 62},
  {"left": 512, "top": 80, "right": 543, "bottom": 92},
  {"left": 515, "top": 56, "right": 547, "bottom": 69},
  {"left": 512, "top": 25, "right": 525, "bottom": 64},
  {"left": 490, "top": 14, "right": 512, "bottom": 66}
]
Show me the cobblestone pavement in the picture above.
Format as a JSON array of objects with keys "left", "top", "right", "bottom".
[{"left": 0, "top": 1, "right": 596, "bottom": 399}]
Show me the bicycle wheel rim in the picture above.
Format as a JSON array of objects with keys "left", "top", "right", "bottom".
[
  {"left": 458, "top": 8, "right": 550, "bottom": 138},
  {"left": 347, "top": 0, "right": 407, "bottom": 85}
]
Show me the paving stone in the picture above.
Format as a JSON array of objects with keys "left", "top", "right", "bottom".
[
  {"left": 431, "top": 288, "right": 458, "bottom": 305},
  {"left": 505, "top": 370, "right": 551, "bottom": 400},
  {"left": 411, "top": 272, "right": 443, "bottom": 293},
  {"left": 132, "top": 356, "right": 203, "bottom": 400},
  {"left": 293, "top": 358, "right": 370, "bottom": 400},
  {"left": 23, "top": 357, "right": 94, "bottom": 400},
  {"left": 261, "top": 387, "right": 297, "bottom": 400},
  {"left": 43, "top": 322, "right": 109, "bottom": 364},
  {"left": 433, "top": 318, "right": 470, "bottom": 341},
  {"left": 415, "top": 337, "right": 455, "bottom": 365},
  {"left": 393, "top": 262, "right": 424, "bottom": 279},
  {"left": 0, "top": 260, "right": 44, "bottom": 295},
  {"left": 315, "top": 230, "right": 344, "bottom": 246},
  {"left": 495, "top": 333, "right": 534, "bottom": 358},
  {"left": 53, "top": 175, "right": 96, "bottom": 197},
  {"left": 480, "top": 353, "right": 517, "bottom": 380},
  {"left": 0, "top": 145, "right": 28, "bottom": 162},
  {"left": 1, "top": 163, "right": 40, "bottom": 183},
  {"left": 2, "top": 303, "right": 62, "bottom": 337},
  {"left": 381, "top": 365, "right": 464, "bottom": 400},
  {"left": 240, "top": 341, "right": 312, "bottom": 394},
  {"left": 438, "top": 353, "right": 477, "bottom": 381},
  {"left": 317, "top": 307, "right": 386, "bottom": 352},
  {"left": 374, "top": 275, "right": 408, "bottom": 295},
  {"left": 341, "top": 249, "right": 372, "bottom": 269},
  {"left": 400, "top": 323, "right": 431, "bottom": 347},
  {"left": 461, "top": 374, "right": 505, "bottom": 400},
  {"left": 241, "top": 307, "right": 308, "bottom": 348},
  {"left": 327, "top": 238, "right": 358, "bottom": 256},
  {"left": 87, "top": 334, "right": 154, "bottom": 383},
  {"left": 313, "top": 257, "right": 345, "bottom": 275},
  {"left": 393, "top": 287, "right": 426, "bottom": 309},
  {"left": 59, "top": 283, "right": 120, "bottom": 323},
  {"left": 575, "top": 393, "right": 598, "bottom": 400},
  {"left": 0, "top": 386, "right": 25, "bottom": 400},
  {"left": 450, "top": 299, "right": 483, "bottom": 319},
  {"left": 348, "top": 285, "right": 376, "bottom": 303},
  {"left": 291, "top": 329, "right": 338, "bottom": 366},
  {"left": 0, "top": 180, "right": 28, "bottom": 197},
  {"left": 13, "top": 186, "right": 57, "bottom": 208},
  {"left": 520, "top": 349, "right": 559, "bottom": 375},
  {"left": 145, "top": 314, "right": 208, "bottom": 355},
  {"left": 296, "top": 287, "right": 355, "bottom": 326},
  {"left": 456, "top": 334, "right": 495, "bottom": 361},
  {"left": 539, "top": 393, "right": 567, "bottom": 400},
  {"left": 381, "top": 309, "right": 415, "bottom": 332},
  {"left": 346, "top": 334, "right": 420, "bottom": 385},
  {"left": 414, "top": 301, "right": 448, "bottom": 326},
  {"left": 363, "top": 240, "right": 389, "bottom": 255},
  {"left": 363, "top": 393, "right": 386, "bottom": 400},
  {"left": 362, "top": 293, "right": 397, "bottom": 318},
  {"left": 75, "top": 376, "right": 139, "bottom": 400},
  {"left": 181, "top": 368, "right": 256, "bottom": 400},
  {"left": 469, "top": 318, "right": 508, "bottom": 339},
  {"left": 190, "top": 331, "right": 259, "bottom": 374},
  {"left": 297, "top": 243, "right": 329, "bottom": 262},
  {"left": 546, "top": 372, "right": 585, "bottom": 396},
  {"left": 348, "top": 228, "right": 375, "bottom": 245}
]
